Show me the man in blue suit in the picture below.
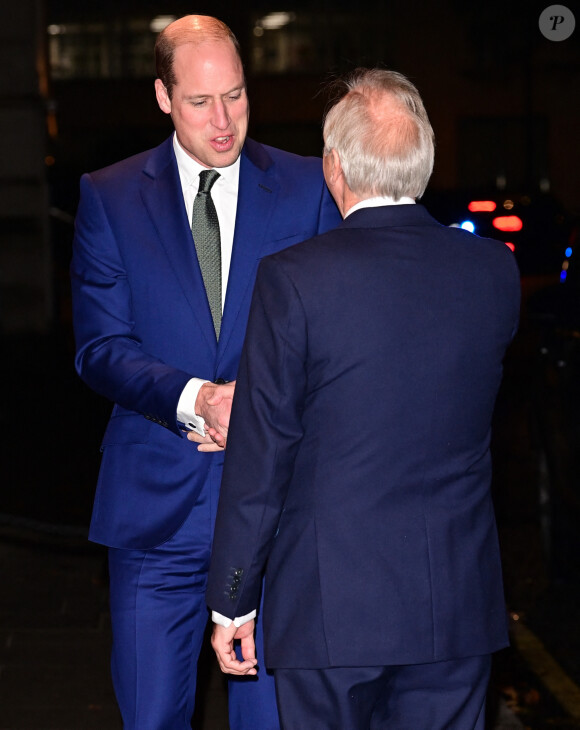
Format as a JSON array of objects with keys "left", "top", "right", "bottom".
[
  {"left": 70, "top": 14, "right": 339, "bottom": 730},
  {"left": 207, "top": 68, "right": 520, "bottom": 729}
]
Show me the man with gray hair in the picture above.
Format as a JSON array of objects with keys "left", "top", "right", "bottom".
[{"left": 206, "top": 68, "right": 520, "bottom": 729}]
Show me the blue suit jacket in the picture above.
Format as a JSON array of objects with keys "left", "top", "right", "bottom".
[
  {"left": 70, "top": 136, "right": 340, "bottom": 549},
  {"left": 207, "top": 204, "right": 521, "bottom": 668}
]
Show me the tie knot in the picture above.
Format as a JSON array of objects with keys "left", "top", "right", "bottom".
[{"left": 198, "top": 169, "right": 220, "bottom": 194}]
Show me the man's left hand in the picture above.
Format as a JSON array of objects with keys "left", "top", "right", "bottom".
[
  {"left": 186, "top": 430, "right": 225, "bottom": 452},
  {"left": 211, "top": 620, "right": 258, "bottom": 676}
]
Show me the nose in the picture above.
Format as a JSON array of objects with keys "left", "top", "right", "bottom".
[{"left": 212, "top": 100, "right": 230, "bottom": 130}]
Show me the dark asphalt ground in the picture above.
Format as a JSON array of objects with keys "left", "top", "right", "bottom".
[{"left": 1, "top": 310, "right": 579, "bottom": 728}]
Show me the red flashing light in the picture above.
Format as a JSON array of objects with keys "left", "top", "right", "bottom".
[
  {"left": 505, "top": 242, "right": 515, "bottom": 252},
  {"left": 492, "top": 216, "right": 523, "bottom": 232},
  {"left": 468, "top": 200, "right": 497, "bottom": 213}
]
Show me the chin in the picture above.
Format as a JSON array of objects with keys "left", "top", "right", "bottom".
[{"left": 214, "top": 153, "right": 241, "bottom": 169}]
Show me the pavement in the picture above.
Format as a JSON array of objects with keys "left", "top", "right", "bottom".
[
  {"left": 0, "top": 522, "right": 231, "bottom": 729},
  {"left": 0, "top": 519, "right": 526, "bottom": 730},
  {"left": 1, "top": 329, "right": 579, "bottom": 729}
]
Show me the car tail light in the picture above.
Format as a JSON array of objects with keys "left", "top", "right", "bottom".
[
  {"left": 468, "top": 200, "right": 497, "bottom": 213},
  {"left": 492, "top": 216, "right": 523, "bottom": 232}
]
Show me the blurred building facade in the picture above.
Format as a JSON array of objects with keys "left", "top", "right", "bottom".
[
  {"left": 0, "top": 0, "right": 52, "bottom": 333},
  {"left": 2, "top": 0, "right": 579, "bottom": 333}
]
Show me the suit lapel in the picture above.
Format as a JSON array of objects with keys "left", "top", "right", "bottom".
[
  {"left": 218, "top": 141, "right": 279, "bottom": 358},
  {"left": 140, "top": 138, "right": 217, "bottom": 353}
]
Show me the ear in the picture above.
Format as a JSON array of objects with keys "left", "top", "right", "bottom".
[
  {"left": 323, "top": 148, "right": 347, "bottom": 217},
  {"left": 155, "top": 79, "right": 172, "bottom": 115},
  {"left": 325, "top": 148, "right": 343, "bottom": 185}
]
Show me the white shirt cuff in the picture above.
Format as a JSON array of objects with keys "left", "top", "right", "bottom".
[
  {"left": 177, "top": 378, "right": 209, "bottom": 436},
  {"left": 212, "top": 610, "right": 257, "bottom": 628}
]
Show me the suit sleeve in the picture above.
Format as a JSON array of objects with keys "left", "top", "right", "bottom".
[
  {"left": 70, "top": 173, "right": 193, "bottom": 434},
  {"left": 206, "top": 255, "right": 308, "bottom": 619}
]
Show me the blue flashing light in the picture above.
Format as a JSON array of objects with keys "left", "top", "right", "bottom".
[
  {"left": 460, "top": 220, "right": 475, "bottom": 233},
  {"left": 560, "top": 270, "right": 568, "bottom": 282},
  {"left": 565, "top": 247, "right": 573, "bottom": 257}
]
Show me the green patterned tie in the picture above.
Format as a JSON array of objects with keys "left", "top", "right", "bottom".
[{"left": 191, "top": 169, "right": 222, "bottom": 339}]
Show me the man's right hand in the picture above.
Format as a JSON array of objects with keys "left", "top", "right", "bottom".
[{"left": 192, "top": 380, "right": 235, "bottom": 448}]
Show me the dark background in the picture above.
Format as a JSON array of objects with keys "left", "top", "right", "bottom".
[
  {"left": 1, "top": 0, "right": 575, "bottom": 526},
  {"left": 1, "top": 1, "right": 579, "bottom": 727}
]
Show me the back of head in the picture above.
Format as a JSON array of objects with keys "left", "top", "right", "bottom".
[
  {"left": 155, "top": 15, "right": 242, "bottom": 99},
  {"left": 323, "top": 68, "right": 435, "bottom": 200}
]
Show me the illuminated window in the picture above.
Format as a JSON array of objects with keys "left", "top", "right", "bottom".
[{"left": 48, "top": 19, "right": 158, "bottom": 79}]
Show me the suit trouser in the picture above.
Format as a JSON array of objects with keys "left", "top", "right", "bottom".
[
  {"left": 107, "top": 473, "right": 280, "bottom": 730},
  {"left": 274, "top": 654, "right": 491, "bottom": 730}
]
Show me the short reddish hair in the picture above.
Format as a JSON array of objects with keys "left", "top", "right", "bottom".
[{"left": 155, "top": 15, "right": 242, "bottom": 99}]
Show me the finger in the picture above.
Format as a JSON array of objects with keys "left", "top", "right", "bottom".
[
  {"left": 211, "top": 624, "right": 256, "bottom": 675},
  {"left": 207, "top": 426, "right": 228, "bottom": 441},
  {"left": 197, "top": 442, "right": 225, "bottom": 452},
  {"left": 220, "top": 656, "right": 258, "bottom": 675},
  {"left": 210, "top": 434, "right": 227, "bottom": 448},
  {"left": 239, "top": 633, "right": 256, "bottom": 662},
  {"left": 204, "top": 430, "right": 227, "bottom": 449},
  {"left": 215, "top": 648, "right": 257, "bottom": 675},
  {"left": 186, "top": 431, "right": 211, "bottom": 444}
]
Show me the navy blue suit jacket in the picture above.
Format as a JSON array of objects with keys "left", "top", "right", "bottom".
[
  {"left": 70, "top": 136, "right": 340, "bottom": 549},
  {"left": 207, "top": 203, "right": 520, "bottom": 668}
]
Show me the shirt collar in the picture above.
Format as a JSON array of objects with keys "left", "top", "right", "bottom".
[
  {"left": 173, "top": 132, "right": 241, "bottom": 187},
  {"left": 345, "top": 195, "right": 416, "bottom": 218}
]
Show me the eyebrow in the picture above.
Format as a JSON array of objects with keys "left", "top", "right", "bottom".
[{"left": 183, "top": 86, "right": 245, "bottom": 101}]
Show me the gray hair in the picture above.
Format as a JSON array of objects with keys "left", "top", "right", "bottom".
[{"left": 323, "top": 68, "right": 435, "bottom": 200}]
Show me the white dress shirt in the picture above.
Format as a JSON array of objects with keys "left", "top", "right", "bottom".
[
  {"left": 173, "top": 133, "right": 241, "bottom": 435},
  {"left": 345, "top": 195, "right": 415, "bottom": 217},
  {"left": 172, "top": 136, "right": 253, "bottom": 627}
]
